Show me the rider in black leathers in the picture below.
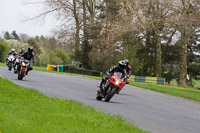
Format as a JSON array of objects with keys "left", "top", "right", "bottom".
[
  {"left": 19, "top": 46, "right": 36, "bottom": 75},
  {"left": 99, "top": 60, "right": 127, "bottom": 94},
  {"left": 14, "top": 48, "right": 26, "bottom": 73},
  {"left": 124, "top": 59, "right": 132, "bottom": 79}
]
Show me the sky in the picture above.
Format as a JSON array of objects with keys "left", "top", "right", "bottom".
[{"left": 0, "top": 0, "right": 57, "bottom": 37}]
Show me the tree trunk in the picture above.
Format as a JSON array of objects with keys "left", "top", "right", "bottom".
[
  {"left": 73, "top": 0, "right": 80, "bottom": 61},
  {"left": 155, "top": 33, "right": 162, "bottom": 77},
  {"left": 82, "top": 0, "right": 90, "bottom": 68},
  {"left": 179, "top": 30, "right": 188, "bottom": 86}
]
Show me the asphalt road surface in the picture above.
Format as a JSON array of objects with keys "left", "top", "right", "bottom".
[{"left": 1, "top": 66, "right": 200, "bottom": 133}]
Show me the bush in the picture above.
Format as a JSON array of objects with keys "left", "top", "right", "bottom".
[
  {"left": 0, "top": 39, "right": 10, "bottom": 63},
  {"left": 54, "top": 48, "right": 70, "bottom": 64},
  {"left": 27, "top": 38, "right": 42, "bottom": 54},
  {"left": 188, "top": 63, "right": 200, "bottom": 80}
]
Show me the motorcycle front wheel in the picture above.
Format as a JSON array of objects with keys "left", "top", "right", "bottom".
[
  {"left": 18, "top": 69, "right": 25, "bottom": 80},
  {"left": 8, "top": 63, "right": 12, "bottom": 71},
  {"left": 105, "top": 87, "right": 117, "bottom": 102}
]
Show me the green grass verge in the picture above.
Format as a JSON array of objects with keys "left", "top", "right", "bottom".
[
  {"left": 0, "top": 77, "right": 148, "bottom": 133},
  {"left": 170, "top": 79, "right": 200, "bottom": 88},
  {"left": 0, "top": 62, "right": 6, "bottom": 67},
  {"left": 130, "top": 81, "right": 200, "bottom": 102}
]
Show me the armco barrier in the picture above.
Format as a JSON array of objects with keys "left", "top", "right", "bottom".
[
  {"left": 46, "top": 65, "right": 101, "bottom": 77},
  {"left": 129, "top": 75, "right": 165, "bottom": 85},
  {"left": 63, "top": 65, "right": 101, "bottom": 77}
]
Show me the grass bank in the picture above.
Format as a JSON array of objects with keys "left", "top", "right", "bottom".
[
  {"left": 130, "top": 82, "right": 200, "bottom": 102},
  {"left": 0, "top": 77, "right": 147, "bottom": 133}
]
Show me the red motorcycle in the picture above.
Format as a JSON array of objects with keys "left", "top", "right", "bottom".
[
  {"left": 96, "top": 72, "right": 128, "bottom": 102},
  {"left": 17, "top": 59, "right": 30, "bottom": 80}
]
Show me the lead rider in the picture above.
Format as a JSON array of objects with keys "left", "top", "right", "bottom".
[
  {"left": 99, "top": 60, "right": 129, "bottom": 95},
  {"left": 20, "top": 46, "right": 36, "bottom": 75}
]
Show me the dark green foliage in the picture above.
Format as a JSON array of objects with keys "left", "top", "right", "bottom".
[
  {"left": 117, "top": 44, "right": 142, "bottom": 74},
  {"left": 0, "top": 39, "right": 10, "bottom": 63},
  {"left": 54, "top": 48, "right": 70, "bottom": 64},
  {"left": 27, "top": 38, "right": 42, "bottom": 54},
  {"left": 4, "top": 31, "right": 11, "bottom": 40},
  {"left": 81, "top": 39, "right": 91, "bottom": 69},
  {"left": 163, "top": 72, "right": 176, "bottom": 84},
  {"left": 188, "top": 63, "right": 200, "bottom": 80},
  {"left": 12, "top": 31, "right": 20, "bottom": 40}
]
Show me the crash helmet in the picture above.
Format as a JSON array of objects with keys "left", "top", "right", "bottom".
[
  {"left": 21, "top": 48, "right": 26, "bottom": 53},
  {"left": 11, "top": 48, "right": 15, "bottom": 52},
  {"left": 119, "top": 60, "right": 127, "bottom": 69},
  {"left": 28, "top": 46, "right": 33, "bottom": 53},
  {"left": 124, "top": 59, "right": 129, "bottom": 66}
]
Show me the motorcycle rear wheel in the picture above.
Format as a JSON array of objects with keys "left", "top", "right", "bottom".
[{"left": 96, "top": 90, "right": 103, "bottom": 100}]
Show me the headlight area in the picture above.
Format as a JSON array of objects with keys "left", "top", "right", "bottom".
[
  {"left": 22, "top": 62, "right": 26, "bottom": 66},
  {"left": 115, "top": 79, "right": 120, "bottom": 85}
]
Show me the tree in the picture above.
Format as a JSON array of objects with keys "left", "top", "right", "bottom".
[
  {"left": 54, "top": 48, "right": 70, "bottom": 64},
  {"left": 4, "top": 31, "right": 11, "bottom": 40},
  {"left": 20, "top": 34, "right": 29, "bottom": 42},
  {"left": 27, "top": 38, "right": 42, "bottom": 54},
  {"left": 0, "top": 39, "right": 10, "bottom": 63},
  {"left": 12, "top": 31, "right": 20, "bottom": 40},
  {"left": 168, "top": 0, "right": 200, "bottom": 86}
]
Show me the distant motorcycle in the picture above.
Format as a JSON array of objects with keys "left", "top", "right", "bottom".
[
  {"left": 96, "top": 72, "right": 128, "bottom": 102},
  {"left": 6, "top": 55, "right": 15, "bottom": 71},
  {"left": 17, "top": 58, "right": 30, "bottom": 80}
]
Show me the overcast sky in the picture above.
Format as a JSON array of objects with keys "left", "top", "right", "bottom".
[{"left": 0, "top": 0, "right": 56, "bottom": 37}]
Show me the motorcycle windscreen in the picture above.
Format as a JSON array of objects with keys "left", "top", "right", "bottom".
[{"left": 115, "top": 72, "right": 123, "bottom": 79}]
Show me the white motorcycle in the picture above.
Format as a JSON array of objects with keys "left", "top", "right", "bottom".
[{"left": 6, "top": 55, "right": 15, "bottom": 71}]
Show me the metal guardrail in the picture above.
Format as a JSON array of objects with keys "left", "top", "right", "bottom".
[{"left": 47, "top": 64, "right": 101, "bottom": 77}]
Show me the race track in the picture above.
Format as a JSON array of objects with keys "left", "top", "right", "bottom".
[{"left": 1, "top": 66, "right": 200, "bottom": 133}]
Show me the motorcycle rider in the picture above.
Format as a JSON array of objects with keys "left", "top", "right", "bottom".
[
  {"left": 99, "top": 60, "right": 127, "bottom": 95},
  {"left": 124, "top": 59, "right": 132, "bottom": 82},
  {"left": 6, "top": 48, "right": 17, "bottom": 65},
  {"left": 19, "top": 46, "right": 36, "bottom": 75},
  {"left": 14, "top": 48, "right": 26, "bottom": 73},
  {"left": 19, "top": 48, "right": 26, "bottom": 56}
]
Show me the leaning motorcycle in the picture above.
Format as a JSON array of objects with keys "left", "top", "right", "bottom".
[
  {"left": 14, "top": 56, "right": 22, "bottom": 74},
  {"left": 6, "top": 55, "right": 15, "bottom": 71},
  {"left": 96, "top": 72, "right": 128, "bottom": 102},
  {"left": 17, "top": 59, "right": 30, "bottom": 80}
]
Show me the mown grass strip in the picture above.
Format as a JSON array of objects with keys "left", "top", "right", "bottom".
[
  {"left": 130, "top": 81, "right": 200, "bottom": 102},
  {"left": 0, "top": 77, "right": 148, "bottom": 133}
]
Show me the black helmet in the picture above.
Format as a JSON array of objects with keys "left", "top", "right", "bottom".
[
  {"left": 124, "top": 59, "right": 129, "bottom": 66},
  {"left": 28, "top": 46, "right": 33, "bottom": 53},
  {"left": 119, "top": 60, "right": 127, "bottom": 69},
  {"left": 21, "top": 48, "right": 26, "bottom": 53}
]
